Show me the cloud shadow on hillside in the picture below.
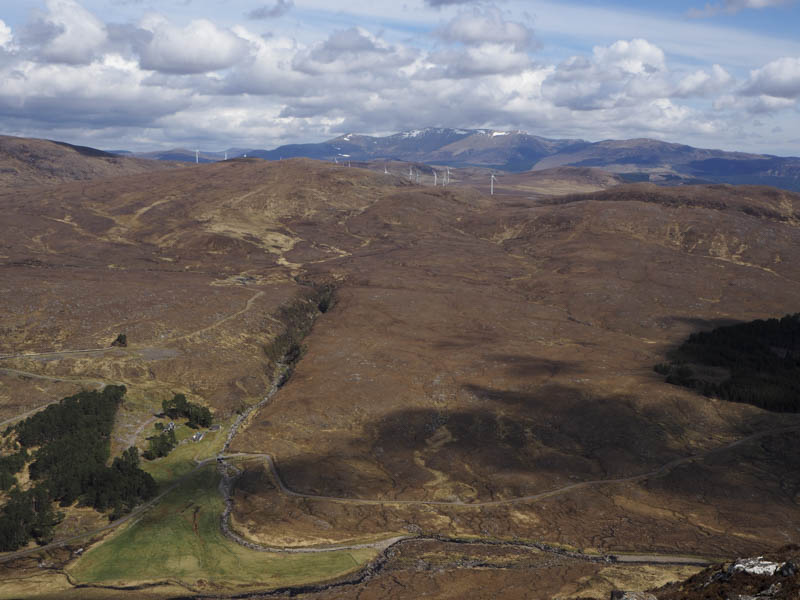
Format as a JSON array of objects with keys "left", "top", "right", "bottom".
[
  {"left": 269, "top": 383, "right": 698, "bottom": 501},
  {"left": 483, "top": 354, "right": 582, "bottom": 378}
]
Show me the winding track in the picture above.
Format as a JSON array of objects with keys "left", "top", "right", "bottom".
[
  {"left": 0, "top": 289, "right": 264, "bottom": 431},
  {"left": 166, "top": 290, "right": 265, "bottom": 344},
  {"left": 230, "top": 422, "right": 800, "bottom": 508},
  {"left": 0, "top": 288, "right": 264, "bottom": 362},
  {"left": 0, "top": 348, "right": 114, "bottom": 361},
  {"left": 121, "top": 415, "right": 158, "bottom": 450},
  {"left": 0, "top": 380, "right": 798, "bottom": 564},
  {"left": 1, "top": 399, "right": 776, "bottom": 566},
  {"left": 0, "top": 368, "right": 110, "bottom": 428},
  {"left": 0, "top": 402, "right": 58, "bottom": 429},
  {"left": 2, "top": 330, "right": 798, "bottom": 567},
  {"left": 0, "top": 367, "right": 107, "bottom": 388}
]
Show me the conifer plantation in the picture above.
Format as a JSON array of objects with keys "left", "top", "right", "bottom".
[{"left": 0, "top": 386, "right": 157, "bottom": 551}]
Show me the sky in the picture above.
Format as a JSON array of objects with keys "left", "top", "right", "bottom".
[{"left": 0, "top": 0, "right": 799, "bottom": 154}]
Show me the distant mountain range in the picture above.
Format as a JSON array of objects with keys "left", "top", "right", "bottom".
[
  {"left": 114, "top": 128, "right": 800, "bottom": 192},
  {"left": 239, "top": 128, "right": 585, "bottom": 173}
]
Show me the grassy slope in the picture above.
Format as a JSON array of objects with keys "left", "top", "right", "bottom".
[
  {"left": 68, "top": 466, "right": 375, "bottom": 590},
  {"left": 139, "top": 419, "right": 226, "bottom": 484}
]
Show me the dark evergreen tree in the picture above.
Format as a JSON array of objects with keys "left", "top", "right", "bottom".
[
  {"left": 655, "top": 313, "right": 800, "bottom": 412},
  {"left": 143, "top": 429, "right": 177, "bottom": 460},
  {"left": 162, "top": 393, "right": 213, "bottom": 428},
  {"left": 0, "top": 386, "right": 159, "bottom": 549}
]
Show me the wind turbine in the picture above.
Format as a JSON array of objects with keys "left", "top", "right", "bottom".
[
  {"left": 384, "top": 162, "right": 388, "bottom": 175},
  {"left": 490, "top": 173, "right": 497, "bottom": 196},
  {"left": 433, "top": 170, "right": 438, "bottom": 186},
  {"left": 224, "top": 151, "right": 228, "bottom": 161},
  {"left": 446, "top": 167, "right": 451, "bottom": 186},
  {"left": 409, "top": 166, "right": 413, "bottom": 180},
  {"left": 195, "top": 149, "right": 199, "bottom": 164}
]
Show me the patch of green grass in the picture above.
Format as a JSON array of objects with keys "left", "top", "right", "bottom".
[
  {"left": 68, "top": 467, "right": 375, "bottom": 589},
  {"left": 140, "top": 420, "right": 228, "bottom": 484}
]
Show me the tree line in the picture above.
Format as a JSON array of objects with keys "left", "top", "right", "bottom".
[
  {"left": 0, "top": 386, "right": 158, "bottom": 551},
  {"left": 161, "top": 393, "right": 212, "bottom": 429},
  {"left": 655, "top": 313, "right": 800, "bottom": 412}
]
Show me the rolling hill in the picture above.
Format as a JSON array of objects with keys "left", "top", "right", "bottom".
[
  {"left": 1, "top": 154, "right": 799, "bottom": 598},
  {"left": 532, "top": 137, "right": 800, "bottom": 191},
  {"left": 0, "top": 135, "right": 185, "bottom": 189}
]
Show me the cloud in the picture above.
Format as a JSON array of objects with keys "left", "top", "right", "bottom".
[
  {"left": 592, "top": 38, "right": 666, "bottom": 75},
  {"left": 689, "top": 0, "right": 791, "bottom": 17},
  {"left": 246, "top": 0, "right": 294, "bottom": 20},
  {"left": 137, "top": 17, "right": 251, "bottom": 74},
  {"left": 0, "top": 54, "right": 189, "bottom": 128},
  {"left": 23, "top": 0, "right": 108, "bottom": 64},
  {"left": 675, "top": 64, "right": 733, "bottom": 97},
  {"left": 742, "top": 56, "right": 800, "bottom": 99},
  {"left": 437, "top": 8, "right": 535, "bottom": 50},
  {"left": 0, "top": 20, "right": 12, "bottom": 49},
  {"left": 292, "top": 27, "right": 416, "bottom": 76},
  {"left": 421, "top": 43, "right": 533, "bottom": 78},
  {"left": 104, "top": 22, "right": 152, "bottom": 56},
  {"left": 420, "top": 8, "right": 536, "bottom": 79},
  {"left": 714, "top": 93, "right": 796, "bottom": 113},
  {"left": 0, "top": 0, "right": 795, "bottom": 155},
  {"left": 221, "top": 31, "right": 311, "bottom": 96},
  {"left": 543, "top": 39, "right": 669, "bottom": 110}
]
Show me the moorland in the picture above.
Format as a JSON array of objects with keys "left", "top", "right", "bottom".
[{"left": 0, "top": 136, "right": 798, "bottom": 599}]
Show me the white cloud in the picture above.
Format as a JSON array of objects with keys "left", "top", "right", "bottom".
[
  {"left": 0, "top": 20, "right": 12, "bottom": 49},
  {"left": 675, "top": 64, "right": 734, "bottom": 97},
  {"left": 437, "top": 8, "right": 535, "bottom": 50},
  {"left": 593, "top": 39, "right": 666, "bottom": 75},
  {"left": 137, "top": 18, "right": 251, "bottom": 74},
  {"left": 0, "top": 54, "right": 188, "bottom": 127},
  {"left": 0, "top": 0, "right": 797, "bottom": 155},
  {"left": 29, "top": 0, "right": 108, "bottom": 64},
  {"left": 292, "top": 27, "right": 416, "bottom": 76},
  {"left": 421, "top": 43, "right": 533, "bottom": 79},
  {"left": 221, "top": 31, "right": 309, "bottom": 96},
  {"left": 714, "top": 93, "right": 796, "bottom": 113},
  {"left": 526, "top": 0, "right": 800, "bottom": 70},
  {"left": 742, "top": 56, "right": 800, "bottom": 99},
  {"left": 543, "top": 39, "right": 670, "bottom": 110},
  {"left": 421, "top": 8, "right": 536, "bottom": 79}
]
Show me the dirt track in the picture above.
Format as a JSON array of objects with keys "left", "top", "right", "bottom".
[
  {"left": 237, "top": 421, "right": 800, "bottom": 509},
  {"left": 2, "top": 324, "right": 796, "bottom": 565},
  {"left": 4, "top": 408, "right": 775, "bottom": 564}
]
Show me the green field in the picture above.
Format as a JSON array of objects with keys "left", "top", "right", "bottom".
[
  {"left": 138, "top": 419, "right": 226, "bottom": 484},
  {"left": 69, "top": 466, "right": 376, "bottom": 590}
]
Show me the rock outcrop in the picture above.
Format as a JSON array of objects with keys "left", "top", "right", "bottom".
[{"left": 638, "top": 547, "right": 800, "bottom": 600}]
